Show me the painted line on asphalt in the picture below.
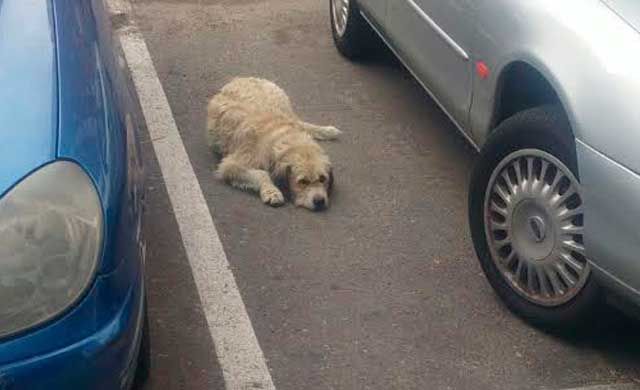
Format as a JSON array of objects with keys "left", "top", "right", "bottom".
[
  {"left": 559, "top": 385, "right": 640, "bottom": 390},
  {"left": 104, "top": 1, "right": 276, "bottom": 389}
]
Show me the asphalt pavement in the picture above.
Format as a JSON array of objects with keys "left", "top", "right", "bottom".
[{"left": 121, "top": 0, "right": 640, "bottom": 389}]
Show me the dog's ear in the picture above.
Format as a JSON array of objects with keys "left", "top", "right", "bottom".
[
  {"left": 273, "top": 164, "right": 292, "bottom": 200},
  {"left": 273, "top": 160, "right": 290, "bottom": 179}
]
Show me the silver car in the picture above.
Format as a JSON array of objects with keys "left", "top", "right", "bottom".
[{"left": 330, "top": 0, "right": 640, "bottom": 330}]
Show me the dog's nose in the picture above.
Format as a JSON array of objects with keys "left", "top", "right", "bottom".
[{"left": 313, "top": 197, "right": 326, "bottom": 211}]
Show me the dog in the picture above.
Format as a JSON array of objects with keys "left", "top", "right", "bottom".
[{"left": 206, "top": 77, "right": 341, "bottom": 211}]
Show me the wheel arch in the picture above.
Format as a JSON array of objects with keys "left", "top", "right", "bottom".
[{"left": 489, "top": 59, "right": 579, "bottom": 143}]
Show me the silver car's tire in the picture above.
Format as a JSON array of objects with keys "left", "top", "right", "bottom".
[
  {"left": 469, "top": 106, "right": 602, "bottom": 331},
  {"left": 330, "top": 0, "right": 377, "bottom": 60}
]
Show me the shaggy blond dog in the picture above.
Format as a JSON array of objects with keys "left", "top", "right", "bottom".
[{"left": 206, "top": 77, "right": 341, "bottom": 211}]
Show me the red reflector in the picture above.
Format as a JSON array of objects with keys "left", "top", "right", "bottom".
[{"left": 476, "top": 61, "right": 490, "bottom": 79}]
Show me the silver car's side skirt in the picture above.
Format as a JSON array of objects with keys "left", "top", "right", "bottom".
[
  {"left": 591, "top": 261, "right": 640, "bottom": 307},
  {"left": 403, "top": 0, "right": 470, "bottom": 61},
  {"left": 360, "top": 11, "right": 480, "bottom": 151}
]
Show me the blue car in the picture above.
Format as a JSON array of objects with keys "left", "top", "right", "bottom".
[{"left": 0, "top": 0, "right": 147, "bottom": 389}]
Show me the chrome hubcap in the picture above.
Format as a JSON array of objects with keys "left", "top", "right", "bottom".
[
  {"left": 332, "top": 0, "right": 350, "bottom": 37},
  {"left": 484, "top": 149, "right": 589, "bottom": 307}
]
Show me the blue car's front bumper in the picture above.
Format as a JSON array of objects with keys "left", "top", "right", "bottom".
[{"left": 0, "top": 253, "right": 145, "bottom": 390}]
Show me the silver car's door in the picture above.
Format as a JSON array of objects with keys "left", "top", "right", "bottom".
[
  {"left": 386, "top": 0, "right": 473, "bottom": 130},
  {"left": 358, "top": 0, "right": 387, "bottom": 24}
]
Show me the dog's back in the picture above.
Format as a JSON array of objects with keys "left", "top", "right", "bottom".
[
  {"left": 219, "top": 77, "right": 295, "bottom": 116},
  {"left": 206, "top": 78, "right": 297, "bottom": 154}
]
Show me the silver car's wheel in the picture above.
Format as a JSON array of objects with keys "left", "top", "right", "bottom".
[
  {"left": 330, "top": 0, "right": 377, "bottom": 59},
  {"left": 331, "top": 0, "right": 349, "bottom": 37},
  {"left": 484, "top": 149, "right": 590, "bottom": 307},
  {"left": 470, "top": 106, "right": 602, "bottom": 331}
]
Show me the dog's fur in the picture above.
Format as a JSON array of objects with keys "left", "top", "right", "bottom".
[{"left": 206, "top": 77, "right": 341, "bottom": 211}]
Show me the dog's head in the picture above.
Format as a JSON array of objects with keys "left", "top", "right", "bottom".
[{"left": 275, "top": 145, "right": 334, "bottom": 212}]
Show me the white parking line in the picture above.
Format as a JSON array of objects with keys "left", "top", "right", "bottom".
[
  {"left": 104, "top": 1, "right": 276, "bottom": 389},
  {"left": 559, "top": 385, "right": 640, "bottom": 390}
]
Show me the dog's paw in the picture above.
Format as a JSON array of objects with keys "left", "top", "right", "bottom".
[
  {"left": 316, "top": 126, "right": 342, "bottom": 141},
  {"left": 260, "top": 187, "right": 285, "bottom": 207}
]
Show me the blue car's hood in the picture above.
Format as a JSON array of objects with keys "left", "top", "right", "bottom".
[{"left": 0, "top": 0, "right": 57, "bottom": 196}]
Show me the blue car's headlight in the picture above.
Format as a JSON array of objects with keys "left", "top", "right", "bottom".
[{"left": 0, "top": 161, "right": 103, "bottom": 338}]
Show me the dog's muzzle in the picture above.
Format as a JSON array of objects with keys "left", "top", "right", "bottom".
[{"left": 313, "top": 196, "right": 327, "bottom": 211}]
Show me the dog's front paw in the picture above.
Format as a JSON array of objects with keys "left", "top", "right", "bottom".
[{"left": 260, "top": 187, "right": 285, "bottom": 207}]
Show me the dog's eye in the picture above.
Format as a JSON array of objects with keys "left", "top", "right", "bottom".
[
  {"left": 298, "top": 178, "right": 310, "bottom": 186},
  {"left": 318, "top": 175, "right": 327, "bottom": 183}
]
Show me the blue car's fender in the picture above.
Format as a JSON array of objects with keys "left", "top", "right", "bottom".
[{"left": 55, "top": 0, "right": 145, "bottom": 275}]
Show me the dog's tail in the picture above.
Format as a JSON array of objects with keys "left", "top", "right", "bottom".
[{"left": 299, "top": 122, "right": 342, "bottom": 141}]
